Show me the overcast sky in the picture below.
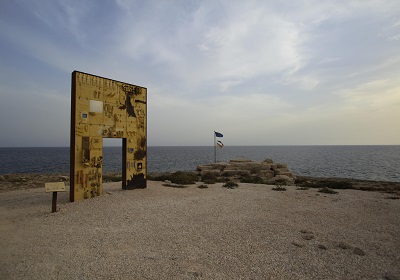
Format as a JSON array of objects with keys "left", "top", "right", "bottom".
[{"left": 0, "top": 0, "right": 399, "bottom": 147}]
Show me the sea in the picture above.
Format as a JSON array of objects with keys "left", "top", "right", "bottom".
[{"left": 0, "top": 146, "right": 399, "bottom": 182}]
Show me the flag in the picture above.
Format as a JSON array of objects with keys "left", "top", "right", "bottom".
[
  {"left": 217, "top": 140, "right": 224, "bottom": 148},
  {"left": 215, "top": 131, "right": 223, "bottom": 137}
]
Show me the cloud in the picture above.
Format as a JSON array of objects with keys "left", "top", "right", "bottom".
[
  {"left": 199, "top": 13, "right": 305, "bottom": 83},
  {"left": 317, "top": 57, "right": 342, "bottom": 65},
  {"left": 280, "top": 73, "right": 320, "bottom": 91},
  {"left": 1, "top": 0, "right": 400, "bottom": 146},
  {"left": 0, "top": 3, "right": 86, "bottom": 73},
  {"left": 31, "top": 0, "right": 91, "bottom": 43},
  {"left": 338, "top": 79, "right": 400, "bottom": 111},
  {"left": 0, "top": 84, "right": 70, "bottom": 147},
  {"left": 113, "top": 1, "right": 309, "bottom": 92},
  {"left": 347, "top": 55, "right": 400, "bottom": 79},
  {"left": 114, "top": 0, "right": 400, "bottom": 95},
  {"left": 147, "top": 88, "right": 295, "bottom": 145}
]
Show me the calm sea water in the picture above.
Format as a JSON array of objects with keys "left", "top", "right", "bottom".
[{"left": 0, "top": 146, "right": 399, "bottom": 182}]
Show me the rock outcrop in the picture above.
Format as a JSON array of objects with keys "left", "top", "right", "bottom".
[{"left": 197, "top": 159, "right": 296, "bottom": 185}]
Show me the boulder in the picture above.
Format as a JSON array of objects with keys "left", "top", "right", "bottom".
[
  {"left": 200, "top": 169, "right": 221, "bottom": 175},
  {"left": 231, "top": 162, "right": 265, "bottom": 171},
  {"left": 260, "top": 163, "right": 271, "bottom": 169},
  {"left": 59, "top": 176, "right": 69, "bottom": 181},
  {"left": 198, "top": 163, "right": 228, "bottom": 171},
  {"left": 275, "top": 170, "right": 290, "bottom": 175},
  {"left": 196, "top": 159, "right": 296, "bottom": 184},
  {"left": 197, "top": 165, "right": 214, "bottom": 172},
  {"left": 259, "top": 170, "right": 275, "bottom": 179},
  {"left": 282, "top": 172, "right": 296, "bottom": 179},
  {"left": 222, "top": 170, "right": 251, "bottom": 176},
  {"left": 229, "top": 159, "right": 254, "bottom": 163},
  {"left": 275, "top": 167, "right": 288, "bottom": 172},
  {"left": 210, "top": 162, "right": 228, "bottom": 170}
]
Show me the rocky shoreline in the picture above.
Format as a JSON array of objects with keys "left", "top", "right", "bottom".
[{"left": 0, "top": 171, "right": 399, "bottom": 195}]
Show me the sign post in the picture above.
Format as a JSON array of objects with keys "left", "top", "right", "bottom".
[{"left": 45, "top": 182, "right": 66, "bottom": 213}]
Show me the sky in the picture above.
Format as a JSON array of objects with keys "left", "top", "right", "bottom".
[{"left": 0, "top": 0, "right": 399, "bottom": 147}]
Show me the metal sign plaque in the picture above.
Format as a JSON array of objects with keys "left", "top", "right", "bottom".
[{"left": 45, "top": 182, "right": 66, "bottom": 193}]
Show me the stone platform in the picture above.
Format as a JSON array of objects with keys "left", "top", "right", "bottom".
[{"left": 197, "top": 159, "right": 296, "bottom": 185}]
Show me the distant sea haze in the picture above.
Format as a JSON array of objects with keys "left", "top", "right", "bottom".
[{"left": 0, "top": 146, "right": 399, "bottom": 182}]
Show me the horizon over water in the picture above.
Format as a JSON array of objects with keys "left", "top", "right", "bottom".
[{"left": 0, "top": 145, "right": 399, "bottom": 182}]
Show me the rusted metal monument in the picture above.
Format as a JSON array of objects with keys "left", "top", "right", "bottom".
[{"left": 70, "top": 71, "right": 147, "bottom": 201}]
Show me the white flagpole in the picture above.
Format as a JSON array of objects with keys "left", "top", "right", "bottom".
[{"left": 214, "top": 131, "right": 216, "bottom": 163}]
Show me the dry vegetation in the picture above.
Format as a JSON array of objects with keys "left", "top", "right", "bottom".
[{"left": 0, "top": 173, "right": 399, "bottom": 196}]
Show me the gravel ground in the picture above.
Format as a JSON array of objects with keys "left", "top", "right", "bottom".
[{"left": 0, "top": 181, "right": 399, "bottom": 279}]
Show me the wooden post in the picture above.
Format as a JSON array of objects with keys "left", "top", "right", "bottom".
[
  {"left": 45, "top": 182, "right": 66, "bottom": 213},
  {"left": 52, "top": 192, "right": 58, "bottom": 213}
]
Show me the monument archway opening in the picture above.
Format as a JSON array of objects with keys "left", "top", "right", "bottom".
[{"left": 103, "top": 138, "right": 123, "bottom": 181}]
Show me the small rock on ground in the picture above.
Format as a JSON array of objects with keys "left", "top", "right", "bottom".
[
  {"left": 384, "top": 272, "right": 399, "bottom": 280},
  {"left": 338, "top": 242, "right": 352, "bottom": 249},
  {"left": 302, "top": 234, "right": 315, "bottom": 240},
  {"left": 353, "top": 247, "right": 365, "bottom": 256},
  {"left": 291, "top": 241, "right": 305, "bottom": 248}
]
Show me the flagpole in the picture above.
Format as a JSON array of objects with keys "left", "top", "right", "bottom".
[{"left": 214, "top": 131, "right": 216, "bottom": 163}]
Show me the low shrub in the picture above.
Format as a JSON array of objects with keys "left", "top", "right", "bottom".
[
  {"left": 147, "top": 173, "right": 171, "bottom": 181},
  {"left": 220, "top": 177, "right": 231, "bottom": 182},
  {"left": 358, "top": 186, "right": 381, "bottom": 192},
  {"left": 223, "top": 181, "right": 239, "bottom": 189},
  {"left": 163, "top": 182, "right": 188, "bottom": 188},
  {"left": 321, "top": 180, "right": 353, "bottom": 189},
  {"left": 146, "top": 173, "right": 157, "bottom": 181},
  {"left": 385, "top": 196, "right": 400, "bottom": 200},
  {"left": 241, "top": 176, "right": 265, "bottom": 184},
  {"left": 297, "top": 180, "right": 353, "bottom": 190},
  {"left": 170, "top": 171, "right": 198, "bottom": 185},
  {"left": 296, "top": 182, "right": 316, "bottom": 189},
  {"left": 272, "top": 186, "right": 286, "bottom": 191},
  {"left": 201, "top": 172, "right": 219, "bottom": 184},
  {"left": 274, "top": 178, "right": 289, "bottom": 186},
  {"left": 296, "top": 187, "right": 309, "bottom": 190},
  {"left": 149, "top": 172, "right": 198, "bottom": 185},
  {"left": 250, "top": 167, "right": 263, "bottom": 174},
  {"left": 318, "top": 187, "right": 338, "bottom": 194},
  {"left": 294, "top": 177, "right": 308, "bottom": 185}
]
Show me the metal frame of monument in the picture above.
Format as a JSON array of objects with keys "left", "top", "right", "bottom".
[{"left": 70, "top": 71, "right": 147, "bottom": 202}]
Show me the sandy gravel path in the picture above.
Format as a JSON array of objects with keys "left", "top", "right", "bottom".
[{"left": 0, "top": 181, "right": 399, "bottom": 279}]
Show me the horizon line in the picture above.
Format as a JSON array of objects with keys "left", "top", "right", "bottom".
[{"left": 0, "top": 144, "right": 399, "bottom": 148}]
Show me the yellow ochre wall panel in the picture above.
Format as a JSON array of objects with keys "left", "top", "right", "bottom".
[{"left": 70, "top": 71, "right": 147, "bottom": 202}]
